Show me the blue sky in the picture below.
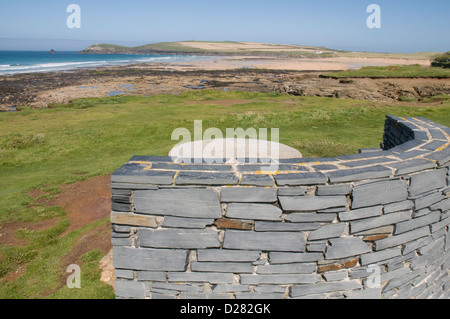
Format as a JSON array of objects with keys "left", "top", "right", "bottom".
[{"left": 0, "top": 0, "right": 449, "bottom": 52}]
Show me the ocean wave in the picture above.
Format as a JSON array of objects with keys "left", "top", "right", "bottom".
[
  {"left": 0, "top": 54, "right": 213, "bottom": 75},
  {"left": 0, "top": 61, "right": 110, "bottom": 74}
]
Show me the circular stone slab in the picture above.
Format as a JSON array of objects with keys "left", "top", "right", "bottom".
[{"left": 169, "top": 138, "right": 302, "bottom": 161}]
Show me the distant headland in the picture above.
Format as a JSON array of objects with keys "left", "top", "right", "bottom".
[{"left": 79, "top": 41, "right": 442, "bottom": 60}]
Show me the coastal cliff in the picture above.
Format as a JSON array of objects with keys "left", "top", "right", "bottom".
[{"left": 78, "top": 41, "right": 338, "bottom": 58}]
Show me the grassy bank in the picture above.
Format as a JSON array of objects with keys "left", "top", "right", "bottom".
[
  {"left": 321, "top": 64, "right": 450, "bottom": 79},
  {"left": 0, "top": 90, "right": 449, "bottom": 298}
]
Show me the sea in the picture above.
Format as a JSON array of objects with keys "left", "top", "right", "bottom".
[{"left": 0, "top": 51, "right": 212, "bottom": 76}]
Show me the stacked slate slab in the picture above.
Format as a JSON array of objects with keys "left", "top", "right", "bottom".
[{"left": 111, "top": 115, "right": 450, "bottom": 299}]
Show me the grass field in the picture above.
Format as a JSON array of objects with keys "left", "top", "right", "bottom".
[
  {"left": 322, "top": 64, "right": 450, "bottom": 79},
  {"left": 0, "top": 90, "right": 449, "bottom": 298}
]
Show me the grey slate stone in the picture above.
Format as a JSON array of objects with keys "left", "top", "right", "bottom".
[
  {"left": 139, "top": 228, "right": 220, "bottom": 249},
  {"left": 269, "top": 252, "right": 323, "bottom": 264},
  {"left": 392, "top": 150, "right": 431, "bottom": 161},
  {"left": 136, "top": 271, "right": 167, "bottom": 282},
  {"left": 325, "top": 238, "right": 371, "bottom": 260},
  {"left": 290, "top": 280, "right": 363, "bottom": 297},
  {"left": 430, "top": 198, "right": 450, "bottom": 212},
  {"left": 112, "top": 166, "right": 175, "bottom": 185},
  {"left": 234, "top": 292, "right": 285, "bottom": 299},
  {"left": 418, "top": 237, "right": 444, "bottom": 255},
  {"left": 255, "top": 221, "right": 320, "bottom": 232},
  {"left": 113, "top": 225, "right": 131, "bottom": 233},
  {"left": 236, "top": 164, "right": 308, "bottom": 173},
  {"left": 197, "top": 249, "right": 261, "bottom": 262},
  {"left": 113, "top": 246, "right": 188, "bottom": 271},
  {"left": 279, "top": 157, "right": 336, "bottom": 164},
  {"left": 112, "top": 195, "right": 131, "bottom": 204},
  {"left": 115, "top": 280, "right": 148, "bottom": 299},
  {"left": 307, "top": 242, "right": 328, "bottom": 253},
  {"left": 409, "top": 169, "right": 447, "bottom": 196},
  {"left": 346, "top": 288, "right": 382, "bottom": 299},
  {"left": 241, "top": 274, "right": 319, "bottom": 285},
  {"left": 316, "top": 184, "right": 352, "bottom": 196},
  {"left": 308, "top": 223, "right": 346, "bottom": 241},
  {"left": 313, "top": 164, "right": 340, "bottom": 171},
  {"left": 223, "top": 230, "right": 306, "bottom": 252},
  {"left": 430, "top": 216, "right": 450, "bottom": 232},
  {"left": 279, "top": 196, "right": 347, "bottom": 212},
  {"left": 323, "top": 271, "right": 348, "bottom": 282},
  {"left": 360, "top": 247, "right": 402, "bottom": 266},
  {"left": 355, "top": 226, "right": 394, "bottom": 236},
  {"left": 428, "top": 128, "right": 447, "bottom": 140},
  {"left": 359, "top": 148, "right": 383, "bottom": 154},
  {"left": 339, "top": 206, "right": 383, "bottom": 222},
  {"left": 374, "top": 227, "right": 430, "bottom": 250},
  {"left": 168, "top": 272, "right": 234, "bottom": 284},
  {"left": 425, "top": 149, "right": 450, "bottom": 166},
  {"left": 395, "top": 211, "right": 440, "bottom": 234},
  {"left": 341, "top": 157, "right": 393, "bottom": 168},
  {"left": 178, "top": 292, "right": 233, "bottom": 299},
  {"left": 257, "top": 263, "right": 316, "bottom": 274},
  {"left": 350, "top": 211, "right": 411, "bottom": 234},
  {"left": 254, "top": 286, "right": 286, "bottom": 293},
  {"left": 403, "top": 237, "right": 433, "bottom": 255},
  {"left": 176, "top": 171, "right": 239, "bottom": 185},
  {"left": 413, "top": 208, "right": 431, "bottom": 218},
  {"left": 240, "top": 174, "right": 274, "bottom": 187},
  {"left": 446, "top": 230, "right": 450, "bottom": 252},
  {"left": 161, "top": 216, "right": 215, "bottom": 229},
  {"left": 352, "top": 180, "right": 408, "bottom": 209},
  {"left": 111, "top": 238, "right": 132, "bottom": 246},
  {"left": 221, "top": 187, "right": 277, "bottom": 203},
  {"left": 285, "top": 213, "right": 336, "bottom": 223},
  {"left": 414, "top": 192, "right": 444, "bottom": 210},
  {"left": 422, "top": 140, "right": 447, "bottom": 151},
  {"left": 336, "top": 151, "right": 389, "bottom": 161},
  {"left": 179, "top": 164, "right": 233, "bottom": 172},
  {"left": 133, "top": 189, "right": 221, "bottom": 219},
  {"left": 274, "top": 172, "right": 327, "bottom": 186},
  {"left": 384, "top": 200, "right": 414, "bottom": 214},
  {"left": 326, "top": 165, "right": 393, "bottom": 183},
  {"left": 149, "top": 163, "right": 182, "bottom": 170},
  {"left": 226, "top": 203, "right": 282, "bottom": 221},
  {"left": 111, "top": 202, "right": 132, "bottom": 212},
  {"left": 213, "top": 285, "right": 251, "bottom": 293},
  {"left": 115, "top": 269, "right": 135, "bottom": 280},
  {"left": 151, "top": 282, "right": 204, "bottom": 293},
  {"left": 111, "top": 183, "right": 158, "bottom": 190},
  {"left": 388, "top": 158, "right": 436, "bottom": 176},
  {"left": 278, "top": 187, "right": 308, "bottom": 196},
  {"left": 191, "top": 262, "right": 253, "bottom": 273}
]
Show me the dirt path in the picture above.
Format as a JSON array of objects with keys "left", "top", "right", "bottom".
[{"left": 1, "top": 175, "right": 113, "bottom": 292}]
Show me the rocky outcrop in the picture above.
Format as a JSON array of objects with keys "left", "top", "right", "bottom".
[{"left": 279, "top": 77, "right": 450, "bottom": 102}]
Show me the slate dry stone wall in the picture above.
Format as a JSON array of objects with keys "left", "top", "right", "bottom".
[{"left": 111, "top": 115, "right": 450, "bottom": 299}]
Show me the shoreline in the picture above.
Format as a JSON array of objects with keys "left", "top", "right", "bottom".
[{"left": 0, "top": 55, "right": 447, "bottom": 111}]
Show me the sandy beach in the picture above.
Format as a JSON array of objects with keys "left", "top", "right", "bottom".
[
  {"left": 162, "top": 55, "right": 430, "bottom": 72},
  {"left": 0, "top": 54, "right": 445, "bottom": 111}
]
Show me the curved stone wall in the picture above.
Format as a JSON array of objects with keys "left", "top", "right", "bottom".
[{"left": 110, "top": 115, "right": 450, "bottom": 299}]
